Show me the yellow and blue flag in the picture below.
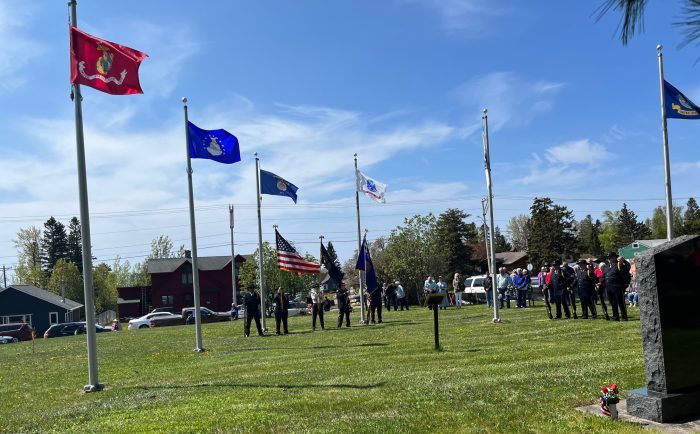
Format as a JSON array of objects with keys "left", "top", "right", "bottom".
[
  {"left": 664, "top": 80, "right": 700, "bottom": 119},
  {"left": 187, "top": 121, "right": 241, "bottom": 164},
  {"left": 260, "top": 170, "right": 298, "bottom": 203}
]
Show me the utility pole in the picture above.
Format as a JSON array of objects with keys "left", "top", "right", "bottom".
[{"left": 2, "top": 265, "right": 6, "bottom": 288}]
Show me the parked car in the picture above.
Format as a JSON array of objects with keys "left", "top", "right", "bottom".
[
  {"left": 43, "top": 322, "right": 108, "bottom": 339},
  {"left": 0, "top": 336, "right": 19, "bottom": 344},
  {"left": 150, "top": 307, "right": 172, "bottom": 314},
  {"left": 271, "top": 299, "right": 308, "bottom": 317},
  {"left": 127, "top": 311, "right": 175, "bottom": 330},
  {"left": 463, "top": 275, "right": 488, "bottom": 304},
  {"left": 0, "top": 323, "right": 33, "bottom": 342},
  {"left": 149, "top": 306, "right": 230, "bottom": 328}
]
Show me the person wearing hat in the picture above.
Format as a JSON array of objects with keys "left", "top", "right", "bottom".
[
  {"left": 367, "top": 281, "right": 383, "bottom": 324},
  {"left": 336, "top": 282, "right": 351, "bottom": 328},
  {"left": 604, "top": 252, "right": 630, "bottom": 321},
  {"left": 550, "top": 260, "right": 571, "bottom": 319},
  {"left": 110, "top": 319, "right": 122, "bottom": 331},
  {"left": 243, "top": 286, "right": 264, "bottom": 337},
  {"left": 310, "top": 282, "right": 325, "bottom": 331},
  {"left": 560, "top": 260, "right": 578, "bottom": 319},
  {"left": 395, "top": 280, "right": 408, "bottom": 310},
  {"left": 273, "top": 287, "right": 290, "bottom": 335},
  {"left": 575, "top": 259, "right": 597, "bottom": 319}
]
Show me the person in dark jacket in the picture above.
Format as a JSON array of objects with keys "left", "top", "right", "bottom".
[
  {"left": 604, "top": 253, "right": 630, "bottom": 321},
  {"left": 336, "top": 282, "right": 351, "bottom": 328},
  {"left": 550, "top": 261, "right": 571, "bottom": 319},
  {"left": 273, "top": 287, "right": 289, "bottom": 335},
  {"left": 384, "top": 282, "right": 398, "bottom": 311},
  {"left": 575, "top": 260, "right": 597, "bottom": 319},
  {"left": 368, "top": 284, "right": 383, "bottom": 324},
  {"left": 561, "top": 260, "right": 578, "bottom": 319},
  {"left": 243, "top": 287, "right": 264, "bottom": 337}
]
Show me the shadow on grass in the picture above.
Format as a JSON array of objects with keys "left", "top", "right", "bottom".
[
  {"left": 233, "top": 342, "right": 388, "bottom": 353},
  {"left": 133, "top": 381, "right": 386, "bottom": 391}
]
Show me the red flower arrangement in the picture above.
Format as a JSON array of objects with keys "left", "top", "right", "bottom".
[{"left": 600, "top": 383, "right": 620, "bottom": 416}]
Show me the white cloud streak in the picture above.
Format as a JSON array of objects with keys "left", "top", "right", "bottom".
[{"left": 0, "top": 3, "right": 43, "bottom": 92}]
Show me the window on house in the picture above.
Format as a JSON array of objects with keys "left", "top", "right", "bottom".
[
  {"left": 184, "top": 293, "right": 193, "bottom": 306},
  {"left": 49, "top": 312, "right": 59, "bottom": 324},
  {"left": 181, "top": 263, "right": 193, "bottom": 284},
  {"left": 632, "top": 243, "right": 639, "bottom": 248},
  {"left": 162, "top": 295, "right": 174, "bottom": 306}
]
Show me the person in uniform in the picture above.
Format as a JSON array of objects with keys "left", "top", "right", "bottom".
[
  {"left": 368, "top": 283, "right": 383, "bottom": 324},
  {"left": 561, "top": 260, "right": 578, "bottom": 319},
  {"left": 336, "top": 282, "right": 351, "bottom": 328},
  {"left": 243, "top": 287, "right": 264, "bottom": 337},
  {"left": 384, "top": 281, "right": 397, "bottom": 311},
  {"left": 575, "top": 259, "right": 597, "bottom": 319},
  {"left": 273, "top": 287, "right": 289, "bottom": 335},
  {"left": 604, "top": 252, "right": 630, "bottom": 321},
  {"left": 550, "top": 261, "right": 571, "bottom": 319},
  {"left": 311, "top": 283, "right": 325, "bottom": 331}
]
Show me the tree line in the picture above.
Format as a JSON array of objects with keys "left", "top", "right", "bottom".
[
  {"left": 510, "top": 197, "right": 700, "bottom": 267},
  {"left": 12, "top": 217, "right": 183, "bottom": 313}
]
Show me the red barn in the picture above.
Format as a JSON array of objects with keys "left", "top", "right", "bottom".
[{"left": 117, "top": 253, "right": 247, "bottom": 319}]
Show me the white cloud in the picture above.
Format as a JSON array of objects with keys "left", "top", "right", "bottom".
[
  {"left": 0, "top": 100, "right": 458, "bottom": 269},
  {"left": 544, "top": 139, "right": 613, "bottom": 166},
  {"left": 0, "top": 3, "right": 44, "bottom": 92},
  {"left": 403, "top": 0, "right": 509, "bottom": 34},
  {"left": 454, "top": 72, "right": 564, "bottom": 130}
]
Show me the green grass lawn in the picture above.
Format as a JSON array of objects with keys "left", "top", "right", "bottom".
[{"left": 0, "top": 304, "right": 649, "bottom": 434}]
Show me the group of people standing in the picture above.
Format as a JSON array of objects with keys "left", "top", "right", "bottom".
[{"left": 537, "top": 252, "right": 633, "bottom": 321}]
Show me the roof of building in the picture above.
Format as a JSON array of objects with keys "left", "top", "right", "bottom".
[
  {"left": 1, "top": 285, "right": 83, "bottom": 310},
  {"left": 494, "top": 251, "right": 528, "bottom": 265},
  {"left": 148, "top": 254, "right": 249, "bottom": 274},
  {"left": 633, "top": 239, "right": 667, "bottom": 248}
]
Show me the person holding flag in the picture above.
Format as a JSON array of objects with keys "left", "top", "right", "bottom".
[{"left": 356, "top": 235, "right": 381, "bottom": 324}]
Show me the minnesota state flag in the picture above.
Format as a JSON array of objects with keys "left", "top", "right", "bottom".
[{"left": 664, "top": 80, "right": 700, "bottom": 119}]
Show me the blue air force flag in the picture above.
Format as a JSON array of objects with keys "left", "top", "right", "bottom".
[
  {"left": 187, "top": 121, "right": 241, "bottom": 164},
  {"left": 260, "top": 169, "right": 298, "bottom": 203},
  {"left": 664, "top": 80, "right": 700, "bottom": 119},
  {"left": 356, "top": 169, "right": 387, "bottom": 203}
]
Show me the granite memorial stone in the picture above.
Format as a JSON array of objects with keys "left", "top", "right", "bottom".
[{"left": 627, "top": 235, "right": 700, "bottom": 423}]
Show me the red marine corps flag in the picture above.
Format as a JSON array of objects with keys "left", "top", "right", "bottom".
[{"left": 70, "top": 26, "right": 148, "bottom": 95}]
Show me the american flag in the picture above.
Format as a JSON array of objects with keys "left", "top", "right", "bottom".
[{"left": 275, "top": 229, "right": 320, "bottom": 274}]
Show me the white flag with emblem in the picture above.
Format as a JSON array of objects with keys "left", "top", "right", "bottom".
[{"left": 356, "top": 169, "right": 387, "bottom": 203}]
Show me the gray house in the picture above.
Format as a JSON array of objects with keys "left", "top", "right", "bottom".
[{"left": 0, "top": 285, "right": 83, "bottom": 335}]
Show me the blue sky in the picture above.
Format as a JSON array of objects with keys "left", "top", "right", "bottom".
[{"left": 1, "top": 0, "right": 699, "bottom": 280}]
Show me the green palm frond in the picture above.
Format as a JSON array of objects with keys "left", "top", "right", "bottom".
[
  {"left": 596, "top": 0, "right": 648, "bottom": 45},
  {"left": 677, "top": 0, "right": 700, "bottom": 47}
]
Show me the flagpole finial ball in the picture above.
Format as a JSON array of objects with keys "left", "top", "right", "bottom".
[
  {"left": 483, "top": 108, "right": 487, "bottom": 114},
  {"left": 354, "top": 153, "right": 357, "bottom": 158},
  {"left": 657, "top": 44, "right": 663, "bottom": 51},
  {"left": 182, "top": 97, "right": 187, "bottom": 104}
]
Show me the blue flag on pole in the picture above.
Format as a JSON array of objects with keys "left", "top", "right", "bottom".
[
  {"left": 187, "top": 121, "right": 241, "bottom": 164},
  {"left": 260, "top": 169, "right": 298, "bottom": 203},
  {"left": 664, "top": 80, "right": 700, "bottom": 119},
  {"left": 355, "top": 236, "right": 378, "bottom": 293}
]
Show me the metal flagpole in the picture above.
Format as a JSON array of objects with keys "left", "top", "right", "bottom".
[
  {"left": 69, "top": 0, "right": 102, "bottom": 392},
  {"left": 657, "top": 44, "right": 674, "bottom": 241},
  {"left": 254, "top": 153, "right": 267, "bottom": 331},
  {"left": 354, "top": 154, "right": 367, "bottom": 324},
  {"left": 482, "top": 109, "right": 500, "bottom": 323},
  {"left": 229, "top": 205, "right": 237, "bottom": 310},
  {"left": 182, "top": 97, "right": 205, "bottom": 352},
  {"left": 480, "top": 198, "right": 492, "bottom": 273}
]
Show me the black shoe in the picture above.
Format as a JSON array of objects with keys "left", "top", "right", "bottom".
[
  {"left": 622, "top": 317, "right": 628, "bottom": 321},
  {"left": 573, "top": 314, "right": 578, "bottom": 319},
  {"left": 312, "top": 327, "right": 316, "bottom": 331},
  {"left": 276, "top": 332, "right": 280, "bottom": 335},
  {"left": 258, "top": 333, "right": 264, "bottom": 336},
  {"left": 244, "top": 334, "right": 250, "bottom": 337},
  {"left": 548, "top": 313, "right": 553, "bottom": 319},
  {"left": 284, "top": 331, "right": 288, "bottom": 334},
  {"left": 592, "top": 315, "right": 598, "bottom": 319},
  {"left": 581, "top": 316, "right": 588, "bottom": 319},
  {"left": 612, "top": 317, "right": 620, "bottom": 321}
]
